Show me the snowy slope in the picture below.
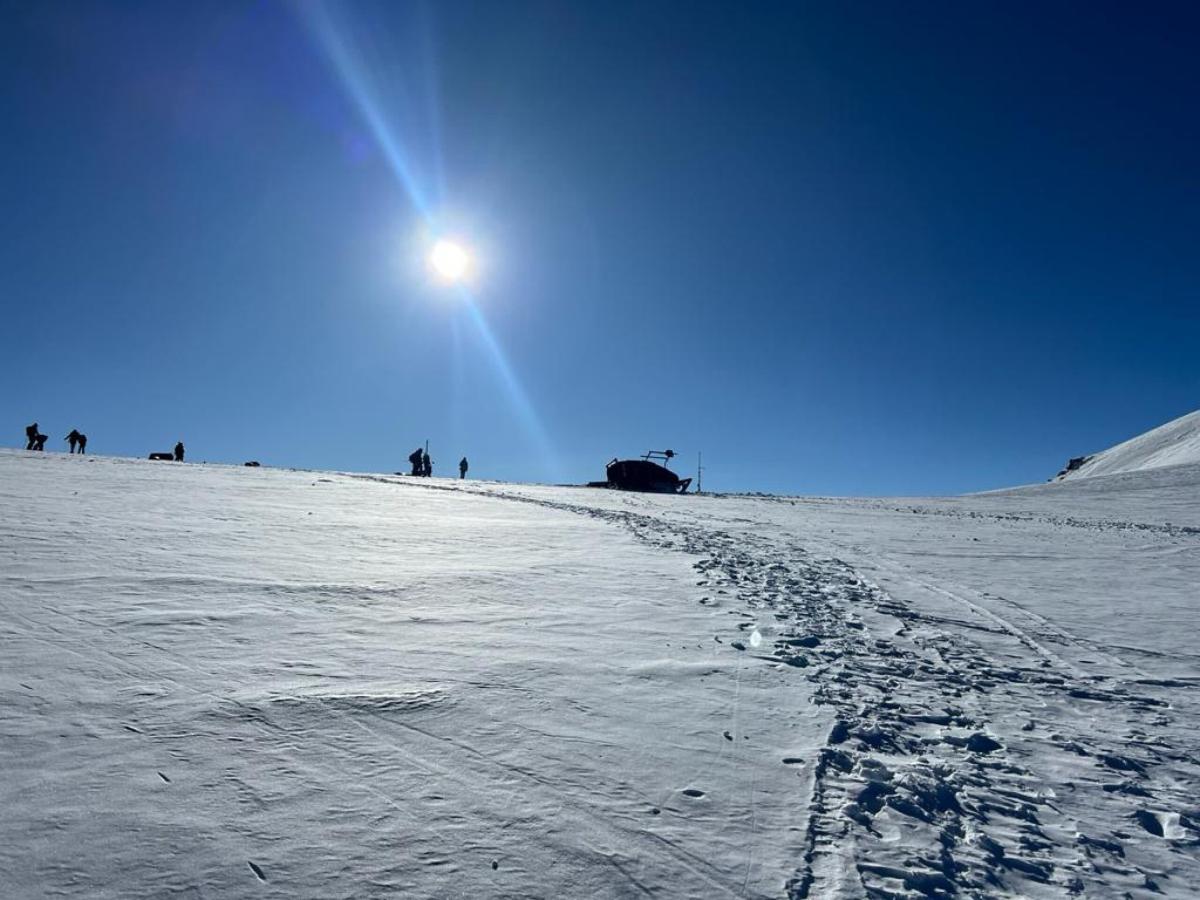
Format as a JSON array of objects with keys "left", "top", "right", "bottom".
[
  {"left": 492, "top": 471, "right": 1200, "bottom": 897},
  {"left": 1056, "top": 408, "right": 1200, "bottom": 480},
  {"left": 0, "top": 452, "right": 823, "bottom": 899},
  {"left": 2, "top": 449, "right": 1198, "bottom": 898}
]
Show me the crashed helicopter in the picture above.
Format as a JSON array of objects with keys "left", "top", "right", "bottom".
[{"left": 589, "top": 449, "right": 693, "bottom": 494}]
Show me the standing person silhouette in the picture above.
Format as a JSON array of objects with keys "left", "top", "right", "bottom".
[
  {"left": 174, "top": 441, "right": 185, "bottom": 462},
  {"left": 422, "top": 450, "right": 432, "bottom": 477},
  {"left": 65, "top": 429, "right": 80, "bottom": 454},
  {"left": 459, "top": 457, "right": 468, "bottom": 479},
  {"left": 77, "top": 433, "right": 87, "bottom": 455},
  {"left": 25, "top": 422, "right": 38, "bottom": 450},
  {"left": 409, "top": 447, "right": 423, "bottom": 476}
]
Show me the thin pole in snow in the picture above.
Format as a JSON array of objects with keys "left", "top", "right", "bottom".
[{"left": 697, "top": 451, "right": 703, "bottom": 494}]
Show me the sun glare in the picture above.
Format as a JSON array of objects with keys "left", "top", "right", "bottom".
[{"left": 429, "top": 239, "right": 470, "bottom": 282}]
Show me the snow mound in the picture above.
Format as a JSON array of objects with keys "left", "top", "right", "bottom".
[{"left": 1055, "top": 408, "right": 1200, "bottom": 481}]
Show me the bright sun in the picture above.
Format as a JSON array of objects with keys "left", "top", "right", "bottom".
[{"left": 429, "top": 239, "right": 470, "bottom": 281}]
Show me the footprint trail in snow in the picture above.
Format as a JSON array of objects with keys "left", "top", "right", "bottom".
[{"left": 459, "top": 481, "right": 1200, "bottom": 898}]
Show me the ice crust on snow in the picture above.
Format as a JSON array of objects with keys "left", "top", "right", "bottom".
[
  {"left": 1056, "top": 408, "right": 1200, "bottom": 481},
  {"left": 2, "top": 447, "right": 1199, "bottom": 898}
]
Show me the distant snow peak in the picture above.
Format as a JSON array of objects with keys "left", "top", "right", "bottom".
[{"left": 1055, "top": 409, "right": 1200, "bottom": 481}]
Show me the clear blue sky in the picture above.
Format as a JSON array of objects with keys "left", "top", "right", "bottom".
[{"left": 3, "top": 1, "right": 1197, "bottom": 494}]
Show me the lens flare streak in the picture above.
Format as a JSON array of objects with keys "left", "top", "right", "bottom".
[
  {"left": 460, "top": 292, "right": 561, "bottom": 481},
  {"left": 300, "top": 2, "right": 560, "bottom": 480},
  {"left": 299, "top": 2, "right": 436, "bottom": 214}
]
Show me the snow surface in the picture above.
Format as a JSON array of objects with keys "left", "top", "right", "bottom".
[
  {"left": 2, "top": 448, "right": 1198, "bottom": 898},
  {"left": 1056, "top": 409, "right": 1200, "bottom": 481}
]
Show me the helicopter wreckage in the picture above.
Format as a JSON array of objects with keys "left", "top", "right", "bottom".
[{"left": 589, "top": 449, "right": 693, "bottom": 494}]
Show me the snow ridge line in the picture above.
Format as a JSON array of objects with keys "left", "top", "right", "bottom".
[
  {"left": 382, "top": 480, "right": 1200, "bottom": 899},
  {"left": 835, "top": 500, "right": 1200, "bottom": 539},
  {"left": 739, "top": 491, "right": 1200, "bottom": 538}
]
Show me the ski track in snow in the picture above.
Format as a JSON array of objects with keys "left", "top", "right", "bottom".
[{"left": 2, "top": 450, "right": 1198, "bottom": 898}]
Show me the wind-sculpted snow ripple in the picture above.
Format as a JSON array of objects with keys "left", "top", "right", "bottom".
[{"left": 266, "top": 688, "right": 449, "bottom": 714}]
